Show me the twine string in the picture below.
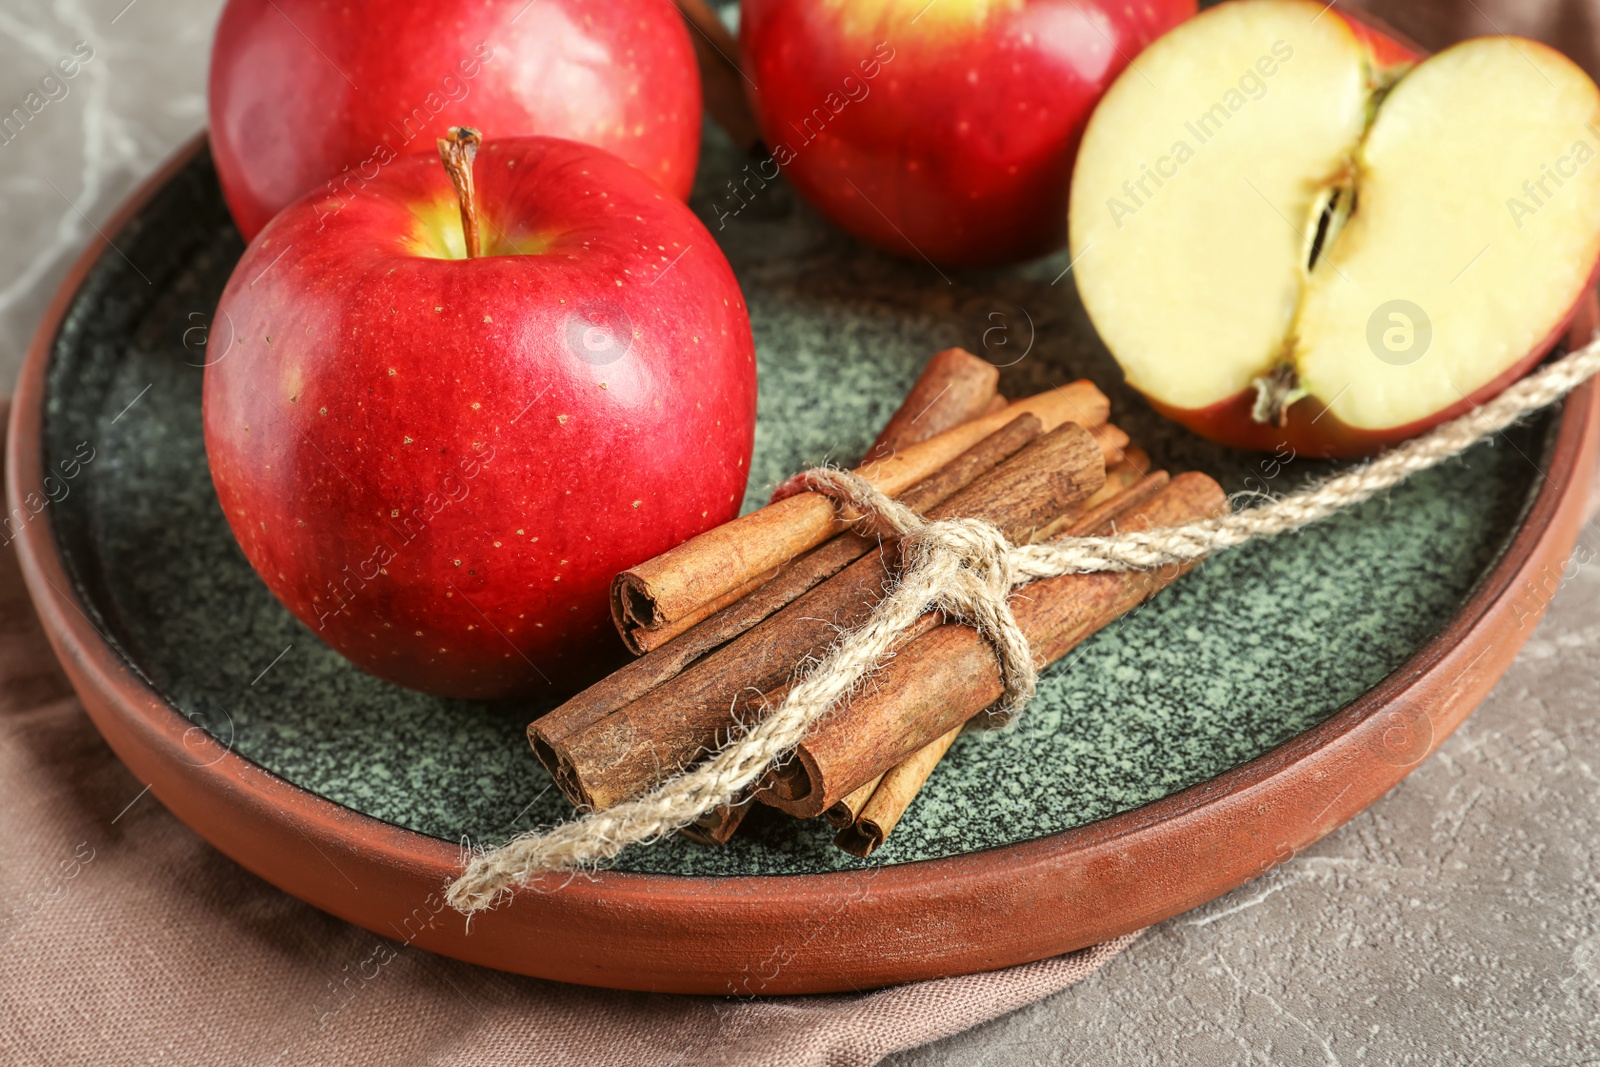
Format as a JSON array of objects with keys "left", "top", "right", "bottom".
[{"left": 445, "top": 336, "right": 1600, "bottom": 915}]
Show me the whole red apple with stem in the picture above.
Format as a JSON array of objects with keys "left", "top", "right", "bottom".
[
  {"left": 209, "top": 0, "right": 701, "bottom": 240},
  {"left": 1069, "top": 0, "right": 1600, "bottom": 457},
  {"left": 204, "top": 132, "right": 757, "bottom": 698},
  {"left": 738, "top": 0, "right": 1195, "bottom": 266}
]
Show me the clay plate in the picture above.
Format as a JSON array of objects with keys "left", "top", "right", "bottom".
[{"left": 9, "top": 134, "right": 1597, "bottom": 994}]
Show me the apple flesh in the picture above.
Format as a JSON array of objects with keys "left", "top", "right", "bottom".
[
  {"left": 739, "top": 0, "right": 1195, "bottom": 266},
  {"left": 1068, "top": 0, "right": 1600, "bottom": 457},
  {"left": 209, "top": 0, "right": 701, "bottom": 240},
  {"left": 204, "top": 136, "right": 757, "bottom": 698}
]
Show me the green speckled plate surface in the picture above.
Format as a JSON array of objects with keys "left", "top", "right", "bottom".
[{"left": 39, "top": 130, "right": 1552, "bottom": 885}]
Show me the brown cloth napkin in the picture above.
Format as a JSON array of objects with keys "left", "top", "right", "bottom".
[{"left": 0, "top": 392, "right": 1133, "bottom": 1065}]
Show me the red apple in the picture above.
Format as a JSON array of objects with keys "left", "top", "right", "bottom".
[
  {"left": 737, "top": 0, "right": 1195, "bottom": 266},
  {"left": 203, "top": 134, "right": 757, "bottom": 698},
  {"left": 1068, "top": 0, "right": 1600, "bottom": 457},
  {"left": 208, "top": 0, "right": 701, "bottom": 240}
]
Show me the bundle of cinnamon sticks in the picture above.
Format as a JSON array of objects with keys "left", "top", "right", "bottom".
[{"left": 530, "top": 349, "right": 1226, "bottom": 856}]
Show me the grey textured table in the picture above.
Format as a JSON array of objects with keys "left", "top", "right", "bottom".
[{"left": 3, "top": 1, "right": 1599, "bottom": 1064}]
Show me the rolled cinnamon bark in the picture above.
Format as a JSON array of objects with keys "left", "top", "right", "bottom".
[
  {"left": 679, "top": 793, "right": 752, "bottom": 846},
  {"left": 762, "top": 472, "right": 1227, "bottom": 819},
  {"left": 824, "top": 774, "right": 885, "bottom": 830},
  {"left": 759, "top": 466, "right": 1174, "bottom": 812},
  {"left": 1087, "top": 423, "right": 1130, "bottom": 465},
  {"left": 761, "top": 468, "right": 1173, "bottom": 810},
  {"left": 539, "top": 421, "right": 1108, "bottom": 811},
  {"left": 827, "top": 468, "right": 1169, "bottom": 853},
  {"left": 1118, "top": 447, "right": 1152, "bottom": 475},
  {"left": 623, "top": 348, "right": 1006, "bottom": 654},
  {"left": 1035, "top": 465, "right": 1168, "bottom": 544},
  {"left": 626, "top": 569, "right": 776, "bottom": 655},
  {"left": 835, "top": 726, "right": 962, "bottom": 857},
  {"left": 532, "top": 414, "right": 1048, "bottom": 758},
  {"left": 862, "top": 349, "right": 1000, "bottom": 466},
  {"left": 610, "top": 381, "right": 1110, "bottom": 638},
  {"left": 759, "top": 468, "right": 1169, "bottom": 812}
]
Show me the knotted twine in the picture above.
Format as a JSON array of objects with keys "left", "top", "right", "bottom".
[{"left": 446, "top": 336, "right": 1600, "bottom": 915}]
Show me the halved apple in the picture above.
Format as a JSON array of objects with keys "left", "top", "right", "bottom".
[{"left": 1068, "top": 0, "right": 1600, "bottom": 456}]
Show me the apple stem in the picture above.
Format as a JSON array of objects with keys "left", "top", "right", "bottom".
[{"left": 437, "top": 126, "right": 483, "bottom": 258}]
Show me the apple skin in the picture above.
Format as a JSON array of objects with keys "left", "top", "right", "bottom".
[
  {"left": 203, "top": 137, "right": 757, "bottom": 698},
  {"left": 1151, "top": 260, "right": 1600, "bottom": 458},
  {"left": 739, "top": 0, "right": 1195, "bottom": 267},
  {"left": 1139, "top": 10, "right": 1595, "bottom": 459},
  {"left": 209, "top": 0, "right": 700, "bottom": 241}
]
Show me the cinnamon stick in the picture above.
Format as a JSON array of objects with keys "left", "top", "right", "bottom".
[
  {"left": 623, "top": 347, "right": 1006, "bottom": 654},
  {"left": 757, "top": 467, "right": 1173, "bottom": 809},
  {"left": 824, "top": 774, "right": 884, "bottom": 830},
  {"left": 835, "top": 726, "right": 961, "bottom": 857},
  {"left": 1087, "top": 423, "right": 1130, "bottom": 467},
  {"left": 532, "top": 414, "right": 1048, "bottom": 759},
  {"left": 761, "top": 472, "right": 1227, "bottom": 819},
  {"left": 539, "top": 421, "right": 1108, "bottom": 812},
  {"left": 1035, "top": 463, "right": 1165, "bottom": 543},
  {"left": 1117, "top": 447, "right": 1152, "bottom": 475},
  {"left": 827, "top": 469, "right": 1171, "bottom": 849},
  {"left": 760, "top": 468, "right": 1169, "bottom": 811},
  {"left": 679, "top": 793, "right": 752, "bottom": 846},
  {"left": 626, "top": 569, "right": 776, "bottom": 655},
  {"left": 610, "top": 382, "right": 1110, "bottom": 638},
  {"left": 863, "top": 349, "right": 1000, "bottom": 466}
]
